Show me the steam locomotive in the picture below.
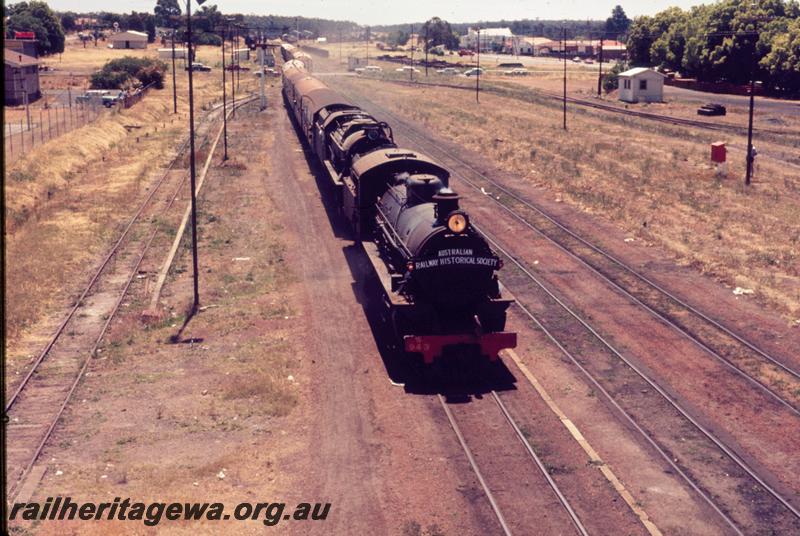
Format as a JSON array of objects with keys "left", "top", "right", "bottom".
[{"left": 282, "top": 57, "right": 516, "bottom": 363}]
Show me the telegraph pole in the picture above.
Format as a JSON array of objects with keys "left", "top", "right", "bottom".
[
  {"left": 259, "top": 42, "right": 267, "bottom": 110},
  {"left": 562, "top": 27, "right": 567, "bottom": 130},
  {"left": 186, "top": 0, "right": 204, "bottom": 314},
  {"left": 220, "top": 26, "right": 228, "bottom": 160},
  {"left": 230, "top": 22, "right": 236, "bottom": 118},
  {"left": 410, "top": 25, "right": 414, "bottom": 81},
  {"left": 476, "top": 28, "right": 480, "bottom": 103},
  {"left": 597, "top": 35, "right": 604, "bottom": 96},
  {"left": 171, "top": 29, "right": 178, "bottom": 113},
  {"left": 366, "top": 26, "right": 369, "bottom": 65},
  {"left": 424, "top": 24, "right": 429, "bottom": 77},
  {"left": 745, "top": 27, "right": 758, "bottom": 186}
]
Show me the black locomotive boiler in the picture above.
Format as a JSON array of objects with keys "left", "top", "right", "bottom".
[{"left": 282, "top": 58, "right": 516, "bottom": 363}]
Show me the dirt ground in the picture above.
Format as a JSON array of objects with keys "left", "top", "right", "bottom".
[{"left": 8, "top": 44, "right": 800, "bottom": 535}]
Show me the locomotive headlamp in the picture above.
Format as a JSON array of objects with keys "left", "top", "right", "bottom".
[{"left": 447, "top": 212, "right": 469, "bottom": 234}]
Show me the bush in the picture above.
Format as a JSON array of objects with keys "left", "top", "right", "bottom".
[
  {"left": 193, "top": 32, "right": 222, "bottom": 46},
  {"left": 90, "top": 56, "right": 167, "bottom": 89},
  {"left": 602, "top": 61, "right": 627, "bottom": 93}
]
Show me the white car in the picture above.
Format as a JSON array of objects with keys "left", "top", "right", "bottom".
[
  {"left": 436, "top": 67, "right": 460, "bottom": 75},
  {"left": 395, "top": 66, "right": 421, "bottom": 73},
  {"left": 364, "top": 65, "right": 383, "bottom": 72},
  {"left": 572, "top": 56, "right": 581, "bottom": 63},
  {"left": 503, "top": 68, "right": 529, "bottom": 76},
  {"left": 462, "top": 67, "right": 486, "bottom": 77}
]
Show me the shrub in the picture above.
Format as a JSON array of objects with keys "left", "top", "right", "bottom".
[
  {"left": 193, "top": 32, "right": 222, "bottom": 46},
  {"left": 602, "top": 61, "right": 627, "bottom": 93},
  {"left": 90, "top": 57, "right": 168, "bottom": 89}
]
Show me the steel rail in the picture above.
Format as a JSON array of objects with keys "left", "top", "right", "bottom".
[
  {"left": 5, "top": 97, "right": 256, "bottom": 501},
  {"left": 490, "top": 391, "right": 589, "bottom": 536},
  {"left": 352, "top": 94, "right": 800, "bottom": 411},
  {"left": 362, "top": 77, "right": 792, "bottom": 137},
  {"left": 477, "top": 223, "right": 800, "bottom": 523},
  {"left": 437, "top": 394, "right": 513, "bottom": 536},
  {"left": 4, "top": 95, "right": 251, "bottom": 413}
]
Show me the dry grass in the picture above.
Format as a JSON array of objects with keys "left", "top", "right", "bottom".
[
  {"left": 4, "top": 43, "right": 234, "bottom": 351},
  {"left": 331, "top": 76, "right": 800, "bottom": 319}
]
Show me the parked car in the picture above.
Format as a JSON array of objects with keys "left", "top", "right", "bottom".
[
  {"left": 354, "top": 67, "right": 366, "bottom": 74},
  {"left": 697, "top": 103, "right": 727, "bottom": 116},
  {"left": 458, "top": 49, "right": 475, "bottom": 56},
  {"left": 254, "top": 68, "right": 279, "bottom": 77},
  {"left": 503, "top": 68, "right": 529, "bottom": 76},
  {"left": 395, "top": 66, "right": 420, "bottom": 73},
  {"left": 572, "top": 56, "right": 581, "bottom": 63},
  {"left": 436, "top": 67, "right": 460, "bottom": 75},
  {"left": 102, "top": 91, "right": 125, "bottom": 107},
  {"left": 75, "top": 89, "right": 111, "bottom": 104},
  {"left": 364, "top": 65, "right": 383, "bottom": 73},
  {"left": 186, "top": 62, "right": 211, "bottom": 72},
  {"left": 583, "top": 59, "right": 594, "bottom": 64},
  {"left": 463, "top": 67, "right": 486, "bottom": 77}
]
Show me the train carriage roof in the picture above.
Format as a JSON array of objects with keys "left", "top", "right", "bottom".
[{"left": 302, "top": 88, "right": 352, "bottom": 116}]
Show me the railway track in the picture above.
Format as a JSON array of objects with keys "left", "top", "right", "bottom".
[
  {"left": 361, "top": 77, "right": 796, "bottom": 138},
  {"left": 4, "top": 96, "right": 254, "bottom": 503},
  {"left": 330, "top": 87, "right": 800, "bottom": 533},
  {"left": 337, "top": 88, "right": 800, "bottom": 411},
  {"left": 438, "top": 390, "right": 588, "bottom": 536}
]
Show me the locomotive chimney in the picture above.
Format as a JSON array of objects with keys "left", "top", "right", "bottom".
[{"left": 432, "top": 189, "right": 460, "bottom": 222}]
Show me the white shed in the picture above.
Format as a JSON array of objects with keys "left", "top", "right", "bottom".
[
  {"left": 110, "top": 31, "right": 149, "bottom": 49},
  {"left": 618, "top": 67, "right": 665, "bottom": 103}
]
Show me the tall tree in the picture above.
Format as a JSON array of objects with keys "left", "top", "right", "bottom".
[
  {"left": 421, "top": 17, "right": 458, "bottom": 50},
  {"left": 6, "top": 1, "right": 65, "bottom": 55},
  {"left": 154, "top": 0, "right": 181, "bottom": 28},
  {"left": 605, "top": 5, "right": 631, "bottom": 36}
]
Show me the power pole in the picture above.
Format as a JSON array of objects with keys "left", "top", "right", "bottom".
[
  {"left": 220, "top": 27, "right": 228, "bottom": 160},
  {"left": 745, "top": 54, "right": 756, "bottom": 186},
  {"left": 410, "top": 25, "right": 414, "bottom": 81},
  {"left": 186, "top": 0, "right": 201, "bottom": 314},
  {"left": 259, "top": 43, "right": 267, "bottom": 110},
  {"left": 230, "top": 23, "right": 236, "bottom": 118},
  {"left": 171, "top": 30, "right": 178, "bottom": 113},
  {"left": 424, "top": 24, "right": 429, "bottom": 77},
  {"left": 562, "top": 27, "right": 567, "bottom": 130},
  {"left": 597, "top": 35, "right": 604, "bottom": 97},
  {"left": 339, "top": 29, "right": 343, "bottom": 64},
  {"left": 366, "top": 26, "right": 369, "bottom": 65},
  {"left": 476, "top": 28, "right": 480, "bottom": 103}
]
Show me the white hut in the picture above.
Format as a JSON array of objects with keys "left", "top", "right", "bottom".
[
  {"left": 110, "top": 31, "right": 149, "bottom": 49},
  {"left": 618, "top": 67, "right": 665, "bottom": 103}
]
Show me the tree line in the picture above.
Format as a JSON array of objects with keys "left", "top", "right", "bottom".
[{"left": 626, "top": 0, "right": 800, "bottom": 95}]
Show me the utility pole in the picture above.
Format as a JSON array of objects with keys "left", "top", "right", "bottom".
[
  {"left": 366, "top": 26, "right": 369, "bottom": 65},
  {"left": 186, "top": 0, "right": 205, "bottom": 314},
  {"left": 235, "top": 26, "right": 240, "bottom": 91},
  {"left": 259, "top": 42, "right": 267, "bottom": 110},
  {"left": 410, "top": 25, "right": 414, "bottom": 81},
  {"left": 562, "top": 27, "right": 567, "bottom": 130},
  {"left": 476, "top": 28, "right": 481, "bottom": 103},
  {"left": 339, "top": 28, "right": 343, "bottom": 64},
  {"left": 230, "top": 23, "right": 236, "bottom": 118},
  {"left": 220, "top": 26, "right": 228, "bottom": 160},
  {"left": 745, "top": 33, "right": 757, "bottom": 186},
  {"left": 424, "top": 24, "right": 429, "bottom": 77},
  {"left": 171, "top": 29, "right": 178, "bottom": 113},
  {"left": 597, "top": 35, "right": 604, "bottom": 96}
]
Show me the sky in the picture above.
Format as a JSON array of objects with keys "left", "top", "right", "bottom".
[{"left": 42, "top": 0, "right": 712, "bottom": 26}]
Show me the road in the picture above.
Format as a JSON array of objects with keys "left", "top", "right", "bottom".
[{"left": 664, "top": 85, "right": 800, "bottom": 114}]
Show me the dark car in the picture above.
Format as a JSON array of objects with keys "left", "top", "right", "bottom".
[
  {"left": 186, "top": 62, "right": 211, "bottom": 72},
  {"left": 697, "top": 103, "right": 727, "bottom": 116}
]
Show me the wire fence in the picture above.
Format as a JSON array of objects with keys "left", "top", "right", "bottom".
[{"left": 4, "top": 83, "right": 156, "bottom": 163}]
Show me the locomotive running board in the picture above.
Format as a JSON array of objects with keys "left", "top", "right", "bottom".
[
  {"left": 362, "top": 241, "right": 411, "bottom": 308},
  {"left": 322, "top": 159, "right": 344, "bottom": 187}
]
